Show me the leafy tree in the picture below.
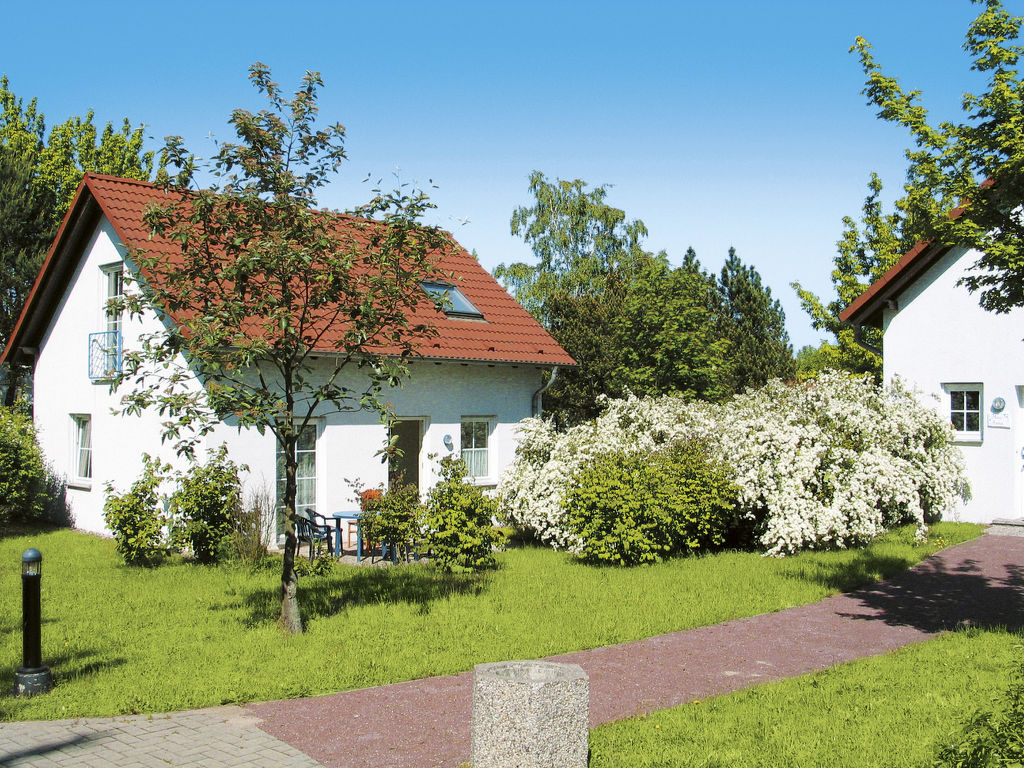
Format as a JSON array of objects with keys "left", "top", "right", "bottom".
[
  {"left": 795, "top": 343, "right": 833, "bottom": 381},
  {"left": 116, "top": 64, "right": 453, "bottom": 633},
  {"left": 0, "top": 151, "right": 51, "bottom": 354},
  {"left": 497, "top": 171, "right": 648, "bottom": 324},
  {"left": 501, "top": 173, "right": 791, "bottom": 424},
  {"left": 718, "top": 247, "right": 795, "bottom": 390},
  {"left": 792, "top": 173, "right": 911, "bottom": 378},
  {"left": 0, "top": 76, "right": 155, "bottom": 233},
  {"left": 617, "top": 249, "right": 734, "bottom": 402},
  {"left": 852, "top": 0, "right": 1024, "bottom": 312},
  {"left": 498, "top": 172, "right": 649, "bottom": 425},
  {"left": 541, "top": 271, "right": 630, "bottom": 424},
  {"left": 0, "top": 76, "right": 155, "bottom": 403}
]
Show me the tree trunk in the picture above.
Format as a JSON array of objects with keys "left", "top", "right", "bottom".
[
  {"left": 280, "top": 528, "right": 301, "bottom": 633},
  {"left": 280, "top": 432, "right": 303, "bottom": 633}
]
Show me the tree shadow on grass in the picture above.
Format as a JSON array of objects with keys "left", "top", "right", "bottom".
[
  {"left": 0, "top": 647, "right": 127, "bottom": 719},
  {"left": 779, "top": 550, "right": 927, "bottom": 593},
  {"left": 831, "top": 539, "right": 1024, "bottom": 633},
  {"left": 237, "top": 564, "right": 488, "bottom": 626}
]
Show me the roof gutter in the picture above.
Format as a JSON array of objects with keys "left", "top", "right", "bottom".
[{"left": 532, "top": 366, "right": 559, "bottom": 418}]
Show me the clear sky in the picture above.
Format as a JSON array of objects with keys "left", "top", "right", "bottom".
[{"left": 3, "top": 0, "right": 1015, "bottom": 350}]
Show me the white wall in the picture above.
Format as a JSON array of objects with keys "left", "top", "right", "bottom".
[
  {"left": 882, "top": 246, "right": 1024, "bottom": 524},
  {"left": 33, "top": 219, "right": 197, "bottom": 533},
  {"left": 208, "top": 358, "right": 541, "bottom": 517},
  {"left": 32, "top": 216, "right": 544, "bottom": 534}
]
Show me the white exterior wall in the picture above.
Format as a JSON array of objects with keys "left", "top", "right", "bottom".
[
  {"left": 33, "top": 219, "right": 197, "bottom": 533},
  {"left": 882, "top": 245, "right": 1024, "bottom": 524},
  {"left": 209, "top": 359, "right": 540, "bottom": 517},
  {"left": 32, "top": 216, "right": 544, "bottom": 534}
]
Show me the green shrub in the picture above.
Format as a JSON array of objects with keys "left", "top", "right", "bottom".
[
  {"left": 422, "top": 457, "right": 501, "bottom": 573},
  {"left": 360, "top": 482, "right": 422, "bottom": 561},
  {"left": 0, "top": 406, "right": 47, "bottom": 527},
  {"left": 171, "top": 446, "right": 243, "bottom": 564},
  {"left": 932, "top": 653, "right": 1024, "bottom": 767},
  {"left": 39, "top": 463, "right": 74, "bottom": 528},
  {"left": 563, "top": 441, "right": 738, "bottom": 566},
  {"left": 293, "top": 551, "right": 336, "bottom": 577},
  {"left": 103, "top": 455, "right": 172, "bottom": 566}
]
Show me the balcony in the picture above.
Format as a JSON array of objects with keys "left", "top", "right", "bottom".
[{"left": 88, "top": 331, "right": 122, "bottom": 381}]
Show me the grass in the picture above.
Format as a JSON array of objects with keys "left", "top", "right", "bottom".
[
  {"left": 590, "top": 628, "right": 1023, "bottom": 767},
  {"left": 0, "top": 521, "right": 981, "bottom": 721}
]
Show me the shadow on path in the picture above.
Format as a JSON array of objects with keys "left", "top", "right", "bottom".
[
  {"left": 0, "top": 733, "right": 96, "bottom": 767},
  {"left": 837, "top": 536, "right": 1024, "bottom": 633}
]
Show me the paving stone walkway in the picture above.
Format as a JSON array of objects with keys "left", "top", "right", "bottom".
[
  {"left": 0, "top": 706, "right": 319, "bottom": 768},
  {"left": 2, "top": 531, "right": 1022, "bottom": 768}
]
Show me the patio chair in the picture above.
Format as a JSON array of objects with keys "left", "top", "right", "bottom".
[{"left": 294, "top": 510, "right": 333, "bottom": 561}]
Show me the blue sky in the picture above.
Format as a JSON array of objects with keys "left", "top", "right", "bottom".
[{"left": 3, "top": 0, "right": 1014, "bottom": 349}]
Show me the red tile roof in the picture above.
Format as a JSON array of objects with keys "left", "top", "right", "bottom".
[{"left": 3, "top": 174, "right": 575, "bottom": 367}]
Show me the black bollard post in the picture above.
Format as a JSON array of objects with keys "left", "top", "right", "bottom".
[{"left": 14, "top": 548, "right": 52, "bottom": 696}]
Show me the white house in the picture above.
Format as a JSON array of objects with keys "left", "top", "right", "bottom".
[
  {"left": 1, "top": 174, "right": 574, "bottom": 535},
  {"left": 841, "top": 236, "right": 1024, "bottom": 524}
]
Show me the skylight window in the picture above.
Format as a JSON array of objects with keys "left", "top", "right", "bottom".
[{"left": 421, "top": 281, "right": 484, "bottom": 320}]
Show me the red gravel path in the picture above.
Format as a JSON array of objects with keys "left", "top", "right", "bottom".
[{"left": 246, "top": 533, "right": 1024, "bottom": 768}]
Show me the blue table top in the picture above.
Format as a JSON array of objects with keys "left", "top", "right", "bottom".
[{"left": 331, "top": 511, "right": 362, "bottom": 520}]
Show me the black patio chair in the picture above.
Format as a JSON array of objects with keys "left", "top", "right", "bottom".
[{"left": 294, "top": 509, "right": 334, "bottom": 561}]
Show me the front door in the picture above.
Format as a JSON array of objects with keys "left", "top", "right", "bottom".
[{"left": 389, "top": 419, "right": 422, "bottom": 491}]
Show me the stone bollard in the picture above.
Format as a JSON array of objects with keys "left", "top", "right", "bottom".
[{"left": 471, "top": 660, "right": 589, "bottom": 768}]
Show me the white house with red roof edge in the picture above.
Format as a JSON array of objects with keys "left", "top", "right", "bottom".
[
  {"left": 841, "top": 237, "right": 1024, "bottom": 525},
  {"left": 1, "top": 174, "right": 574, "bottom": 536}
]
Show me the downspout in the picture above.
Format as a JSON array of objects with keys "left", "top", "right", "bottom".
[
  {"left": 532, "top": 366, "right": 559, "bottom": 418},
  {"left": 852, "top": 324, "right": 882, "bottom": 357}
]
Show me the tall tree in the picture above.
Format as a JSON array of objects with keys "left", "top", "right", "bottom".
[
  {"left": 0, "top": 76, "right": 155, "bottom": 232},
  {"left": 718, "top": 247, "right": 795, "bottom": 391},
  {"left": 117, "top": 64, "right": 453, "bottom": 633},
  {"left": 616, "top": 249, "right": 734, "bottom": 402},
  {"left": 498, "top": 172, "right": 650, "bottom": 425},
  {"left": 792, "top": 173, "right": 911, "bottom": 378},
  {"left": 541, "top": 270, "right": 630, "bottom": 425},
  {"left": 0, "top": 151, "right": 51, "bottom": 353},
  {"left": 501, "top": 172, "right": 792, "bottom": 424},
  {"left": 497, "top": 171, "right": 648, "bottom": 324},
  {"left": 852, "top": 0, "right": 1024, "bottom": 312},
  {"left": 0, "top": 76, "right": 155, "bottom": 402}
]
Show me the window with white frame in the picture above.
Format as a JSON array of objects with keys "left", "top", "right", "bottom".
[
  {"left": 101, "top": 264, "right": 123, "bottom": 333},
  {"left": 276, "top": 424, "right": 317, "bottom": 535},
  {"left": 945, "top": 385, "right": 983, "bottom": 441},
  {"left": 71, "top": 415, "right": 92, "bottom": 485},
  {"left": 460, "top": 418, "right": 492, "bottom": 479}
]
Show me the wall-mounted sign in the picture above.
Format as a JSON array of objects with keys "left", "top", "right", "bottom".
[{"left": 988, "top": 412, "right": 1011, "bottom": 429}]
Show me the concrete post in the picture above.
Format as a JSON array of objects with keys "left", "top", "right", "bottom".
[{"left": 471, "top": 660, "right": 589, "bottom": 768}]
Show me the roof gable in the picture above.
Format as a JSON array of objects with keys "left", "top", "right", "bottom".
[
  {"left": 840, "top": 185, "right": 989, "bottom": 328},
  {"left": 839, "top": 239, "right": 954, "bottom": 327},
  {"left": 3, "top": 174, "right": 574, "bottom": 367}
]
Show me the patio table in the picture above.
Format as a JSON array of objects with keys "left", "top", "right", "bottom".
[{"left": 331, "top": 512, "right": 363, "bottom": 560}]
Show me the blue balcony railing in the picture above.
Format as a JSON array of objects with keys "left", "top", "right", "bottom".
[{"left": 88, "top": 331, "right": 122, "bottom": 380}]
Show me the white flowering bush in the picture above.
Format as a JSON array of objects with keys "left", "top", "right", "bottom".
[{"left": 498, "top": 372, "right": 969, "bottom": 556}]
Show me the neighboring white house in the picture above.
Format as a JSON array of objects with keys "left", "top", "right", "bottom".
[
  {"left": 1, "top": 174, "right": 574, "bottom": 535},
  {"left": 841, "top": 236, "right": 1024, "bottom": 524}
]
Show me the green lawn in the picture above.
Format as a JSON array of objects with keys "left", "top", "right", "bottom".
[
  {"left": 0, "top": 522, "right": 981, "bottom": 721},
  {"left": 591, "top": 628, "right": 1022, "bottom": 768}
]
